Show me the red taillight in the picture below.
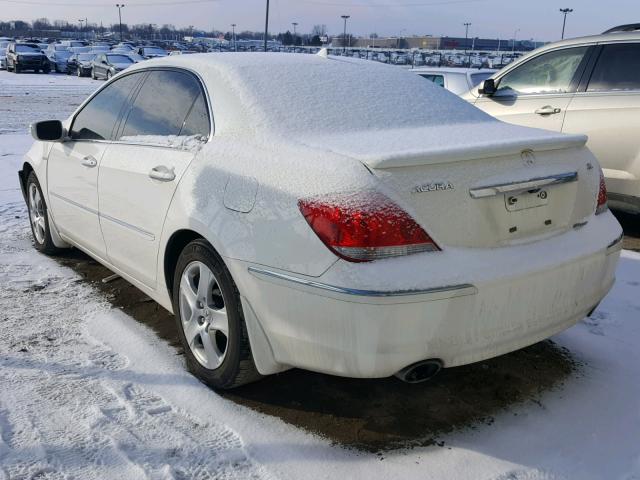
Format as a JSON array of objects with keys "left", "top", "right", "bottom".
[
  {"left": 298, "top": 191, "right": 440, "bottom": 262},
  {"left": 596, "top": 170, "right": 608, "bottom": 215}
]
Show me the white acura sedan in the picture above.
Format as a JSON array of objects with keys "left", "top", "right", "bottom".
[{"left": 21, "top": 53, "right": 622, "bottom": 389}]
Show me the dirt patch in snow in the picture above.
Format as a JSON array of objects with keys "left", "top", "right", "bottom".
[{"left": 53, "top": 248, "right": 579, "bottom": 453}]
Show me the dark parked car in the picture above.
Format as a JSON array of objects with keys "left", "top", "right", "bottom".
[
  {"left": 66, "top": 53, "right": 96, "bottom": 77},
  {"left": 6, "top": 42, "right": 50, "bottom": 73},
  {"left": 138, "top": 46, "right": 168, "bottom": 59},
  {"left": 91, "top": 53, "right": 134, "bottom": 80}
]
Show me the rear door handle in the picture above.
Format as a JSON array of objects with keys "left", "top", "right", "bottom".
[
  {"left": 81, "top": 155, "right": 97, "bottom": 167},
  {"left": 534, "top": 105, "right": 562, "bottom": 116},
  {"left": 149, "top": 165, "right": 175, "bottom": 182}
]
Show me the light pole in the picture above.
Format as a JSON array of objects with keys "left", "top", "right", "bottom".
[
  {"left": 341, "top": 15, "right": 350, "bottom": 53},
  {"left": 292, "top": 22, "right": 298, "bottom": 46},
  {"left": 78, "top": 19, "right": 84, "bottom": 34},
  {"left": 231, "top": 23, "right": 236, "bottom": 51},
  {"left": 559, "top": 8, "right": 573, "bottom": 39},
  {"left": 116, "top": 4, "right": 125, "bottom": 42},
  {"left": 264, "top": 0, "right": 270, "bottom": 52},
  {"left": 512, "top": 28, "right": 520, "bottom": 53},
  {"left": 397, "top": 28, "right": 406, "bottom": 49},
  {"left": 463, "top": 22, "right": 471, "bottom": 53}
]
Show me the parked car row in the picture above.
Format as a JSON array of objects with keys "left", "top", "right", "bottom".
[{"left": 0, "top": 38, "right": 180, "bottom": 76}]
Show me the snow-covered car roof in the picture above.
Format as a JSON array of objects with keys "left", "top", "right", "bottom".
[{"left": 127, "top": 52, "right": 495, "bottom": 136}]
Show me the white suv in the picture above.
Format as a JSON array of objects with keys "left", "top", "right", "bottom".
[{"left": 463, "top": 24, "right": 640, "bottom": 214}]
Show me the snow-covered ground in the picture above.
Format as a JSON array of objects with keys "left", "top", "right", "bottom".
[{"left": 1, "top": 70, "right": 640, "bottom": 480}]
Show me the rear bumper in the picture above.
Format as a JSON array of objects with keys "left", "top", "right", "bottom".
[
  {"left": 603, "top": 169, "right": 640, "bottom": 213},
  {"left": 227, "top": 213, "right": 623, "bottom": 378},
  {"left": 17, "top": 59, "right": 47, "bottom": 69}
]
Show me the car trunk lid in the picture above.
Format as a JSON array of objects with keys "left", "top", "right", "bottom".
[{"left": 294, "top": 122, "right": 598, "bottom": 248}]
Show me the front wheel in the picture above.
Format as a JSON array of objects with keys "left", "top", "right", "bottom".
[
  {"left": 172, "top": 239, "right": 261, "bottom": 389},
  {"left": 77, "top": 68, "right": 82, "bottom": 77},
  {"left": 26, "top": 172, "right": 63, "bottom": 255},
  {"left": 106, "top": 70, "right": 112, "bottom": 80}
]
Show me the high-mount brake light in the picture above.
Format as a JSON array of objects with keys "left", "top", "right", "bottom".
[{"left": 298, "top": 191, "right": 440, "bottom": 262}]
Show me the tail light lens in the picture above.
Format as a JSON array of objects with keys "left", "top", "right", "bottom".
[
  {"left": 298, "top": 191, "right": 440, "bottom": 262},
  {"left": 596, "top": 170, "right": 608, "bottom": 215}
]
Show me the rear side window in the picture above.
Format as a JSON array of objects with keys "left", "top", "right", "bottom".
[
  {"left": 71, "top": 73, "right": 142, "bottom": 141},
  {"left": 588, "top": 43, "right": 640, "bottom": 92},
  {"left": 496, "top": 47, "right": 588, "bottom": 95},
  {"left": 180, "top": 92, "right": 210, "bottom": 137},
  {"left": 119, "top": 70, "right": 209, "bottom": 139}
]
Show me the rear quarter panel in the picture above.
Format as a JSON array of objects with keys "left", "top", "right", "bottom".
[{"left": 160, "top": 135, "right": 377, "bottom": 281}]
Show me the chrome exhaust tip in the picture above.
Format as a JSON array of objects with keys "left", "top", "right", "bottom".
[{"left": 394, "top": 359, "right": 443, "bottom": 384}]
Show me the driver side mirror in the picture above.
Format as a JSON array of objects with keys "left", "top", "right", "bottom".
[
  {"left": 478, "top": 78, "right": 497, "bottom": 96},
  {"left": 30, "top": 120, "right": 66, "bottom": 142}
]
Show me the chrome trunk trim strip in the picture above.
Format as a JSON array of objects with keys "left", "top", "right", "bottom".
[{"left": 469, "top": 172, "right": 578, "bottom": 199}]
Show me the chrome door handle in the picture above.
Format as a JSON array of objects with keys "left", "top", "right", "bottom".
[
  {"left": 81, "top": 156, "right": 97, "bottom": 167},
  {"left": 534, "top": 105, "right": 562, "bottom": 116},
  {"left": 149, "top": 165, "right": 175, "bottom": 182}
]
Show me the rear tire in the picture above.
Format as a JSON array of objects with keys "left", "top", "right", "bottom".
[
  {"left": 106, "top": 70, "right": 112, "bottom": 80},
  {"left": 91, "top": 68, "right": 96, "bottom": 80},
  {"left": 172, "top": 239, "right": 261, "bottom": 390},
  {"left": 26, "top": 172, "right": 63, "bottom": 256}
]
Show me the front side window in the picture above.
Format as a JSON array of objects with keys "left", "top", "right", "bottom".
[
  {"left": 419, "top": 74, "right": 445, "bottom": 88},
  {"left": 588, "top": 43, "right": 640, "bottom": 92},
  {"left": 119, "top": 70, "right": 210, "bottom": 140},
  {"left": 71, "top": 73, "right": 142, "bottom": 141},
  {"left": 496, "top": 47, "right": 588, "bottom": 96},
  {"left": 470, "top": 72, "right": 493, "bottom": 87}
]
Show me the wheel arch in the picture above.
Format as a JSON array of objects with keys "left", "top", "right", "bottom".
[
  {"left": 18, "top": 161, "right": 34, "bottom": 202},
  {"left": 163, "top": 229, "right": 206, "bottom": 299}
]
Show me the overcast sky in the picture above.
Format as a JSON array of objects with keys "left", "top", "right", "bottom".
[{"left": 1, "top": 0, "right": 638, "bottom": 41}]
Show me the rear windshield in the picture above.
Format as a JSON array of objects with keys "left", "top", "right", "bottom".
[
  {"left": 107, "top": 54, "right": 133, "bottom": 63},
  {"left": 143, "top": 47, "right": 165, "bottom": 54},
  {"left": 226, "top": 56, "right": 489, "bottom": 134},
  {"left": 55, "top": 50, "right": 72, "bottom": 58},
  {"left": 16, "top": 44, "right": 41, "bottom": 53}
]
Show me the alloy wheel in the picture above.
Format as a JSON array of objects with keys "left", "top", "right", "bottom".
[
  {"left": 28, "top": 183, "right": 46, "bottom": 244},
  {"left": 178, "top": 261, "right": 229, "bottom": 370}
]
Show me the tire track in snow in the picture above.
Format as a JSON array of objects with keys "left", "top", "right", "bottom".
[{"left": 0, "top": 200, "right": 273, "bottom": 480}]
